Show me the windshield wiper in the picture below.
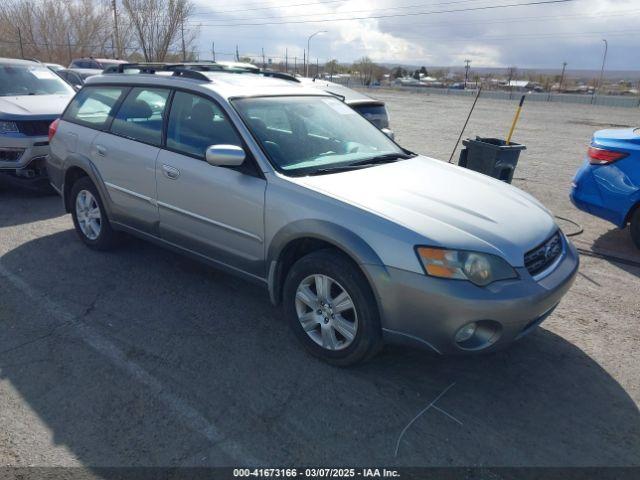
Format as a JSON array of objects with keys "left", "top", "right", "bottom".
[
  {"left": 307, "top": 152, "right": 416, "bottom": 176},
  {"left": 348, "top": 152, "right": 416, "bottom": 167}
]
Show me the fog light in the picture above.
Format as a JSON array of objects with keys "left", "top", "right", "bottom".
[{"left": 455, "top": 322, "right": 477, "bottom": 343}]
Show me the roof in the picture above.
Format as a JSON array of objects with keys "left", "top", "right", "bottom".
[
  {"left": 507, "top": 80, "right": 533, "bottom": 88},
  {"left": 73, "top": 58, "right": 127, "bottom": 63},
  {"left": 298, "top": 78, "right": 383, "bottom": 105},
  {"left": 85, "top": 70, "right": 331, "bottom": 100},
  {"left": 0, "top": 57, "right": 42, "bottom": 66}
]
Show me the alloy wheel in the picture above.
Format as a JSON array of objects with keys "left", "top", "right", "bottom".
[
  {"left": 295, "top": 274, "right": 358, "bottom": 351},
  {"left": 75, "top": 189, "right": 102, "bottom": 240}
]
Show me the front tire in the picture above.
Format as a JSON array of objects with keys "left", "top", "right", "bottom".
[
  {"left": 283, "top": 249, "right": 382, "bottom": 366},
  {"left": 70, "top": 177, "right": 120, "bottom": 250},
  {"left": 631, "top": 206, "right": 640, "bottom": 250}
]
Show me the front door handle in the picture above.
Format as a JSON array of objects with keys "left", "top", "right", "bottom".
[
  {"left": 95, "top": 145, "right": 107, "bottom": 157},
  {"left": 162, "top": 164, "right": 180, "bottom": 180}
]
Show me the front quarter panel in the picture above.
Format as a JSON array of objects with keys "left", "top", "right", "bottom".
[{"left": 265, "top": 173, "right": 427, "bottom": 270}]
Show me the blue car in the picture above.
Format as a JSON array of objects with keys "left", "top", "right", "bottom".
[{"left": 570, "top": 128, "right": 640, "bottom": 249}]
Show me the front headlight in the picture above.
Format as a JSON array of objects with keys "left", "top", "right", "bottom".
[
  {"left": 416, "top": 247, "right": 517, "bottom": 286},
  {"left": 0, "top": 121, "right": 19, "bottom": 134}
]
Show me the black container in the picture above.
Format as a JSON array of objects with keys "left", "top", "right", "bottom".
[{"left": 458, "top": 137, "right": 526, "bottom": 183}]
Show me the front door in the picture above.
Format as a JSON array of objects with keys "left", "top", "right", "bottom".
[{"left": 155, "top": 91, "right": 266, "bottom": 277}]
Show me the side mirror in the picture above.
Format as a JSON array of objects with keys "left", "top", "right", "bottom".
[
  {"left": 205, "top": 144, "right": 245, "bottom": 167},
  {"left": 381, "top": 128, "right": 395, "bottom": 140}
]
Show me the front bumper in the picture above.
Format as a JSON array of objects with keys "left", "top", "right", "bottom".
[
  {"left": 0, "top": 134, "right": 50, "bottom": 180},
  {"left": 368, "top": 236, "right": 579, "bottom": 354}
]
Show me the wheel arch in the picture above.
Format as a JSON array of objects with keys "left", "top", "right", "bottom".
[
  {"left": 62, "top": 155, "right": 112, "bottom": 216},
  {"left": 624, "top": 198, "right": 640, "bottom": 226},
  {"left": 266, "top": 220, "right": 388, "bottom": 307}
]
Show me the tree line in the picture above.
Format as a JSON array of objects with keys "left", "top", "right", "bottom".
[{"left": 0, "top": 0, "right": 197, "bottom": 65}]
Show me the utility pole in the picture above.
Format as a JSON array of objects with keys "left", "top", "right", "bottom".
[
  {"left": 235, "top": 45, "right": 240, "bottom": 61},
  {"left": 597, "top": 38, "right": 608, "bottom": 96},
  {"left": 262, "top": 47, "right": 265, "bottom": 69},
  {"left": 559, "top": 61, "right": 567, "bottom": 91},
  {"left": 212, "top": 41, "right": 215, "bottom": 61},
  {"left": 111, "top": 0, "right": 120, "bottom": 58},
  {"left": 17, "top": 27, "right": 24, "bottom": 59},
  {"left": 303, "top": 50, "right": 306, "bottom": 77},
  {"left": 294, "top": 57, "right": 297, "bottom": 75},
  {"left": 464, "top": 59, "right": 471, "bottom": 89},
  {"left": 181, "top": 20, "right": 186, "bottom": 61},
  {"left": 67, "top": 32, "right": 73, "bottom": 64},
  {"left": 285, "top": 48, "right": 288, "bottom": 73},
  {"left": 316, "top": 58, "right": 319, "bottom": 78}
]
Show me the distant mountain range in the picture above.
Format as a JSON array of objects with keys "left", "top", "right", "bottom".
[{"left": 379, "top": 64, "right": 640, "bottom": 81}]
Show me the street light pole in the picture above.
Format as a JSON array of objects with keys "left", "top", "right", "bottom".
[{"left": 306, "top": 30, "right": 326, "bottom": 77}]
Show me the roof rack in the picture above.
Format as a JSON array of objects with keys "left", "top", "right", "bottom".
[
  {"left": 105, "top": 62, "right": 211, "bottom": 82},
  {"left": 170, "top": 68, "right": 212, "bottom": 81},
  {"left": 260, "top": 70, "right": 300, "bottom": 83}
]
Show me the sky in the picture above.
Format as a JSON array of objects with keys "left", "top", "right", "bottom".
[{"left": 188, "top": 0, "right": 640, "bottom": 71}]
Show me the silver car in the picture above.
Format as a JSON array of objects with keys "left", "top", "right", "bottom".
[{"left": 46, "top": 69, "right": 578, "bottom": 365}]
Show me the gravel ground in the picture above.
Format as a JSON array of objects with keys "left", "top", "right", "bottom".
[{"left": 0, "top": 91, "right": 639, "bottom": 469}]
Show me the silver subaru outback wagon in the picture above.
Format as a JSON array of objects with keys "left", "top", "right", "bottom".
[{"left": 46, "top": 69, "right": 579, "bottom": 366}]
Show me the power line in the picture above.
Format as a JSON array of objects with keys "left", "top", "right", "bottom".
[
  {"left": 368, "top": 8, "right": 640, "bottom": 28},
  {"left": 193, "top": 0, "right": 349, "bottom": 15},
  {"left": 195, "top": 0, "right": 345, "bottom": 11},
  {"left": 193, "top": 0, "right": 497, "bottom": 18},
  {"left": 187, "top": 0, "right": 576, "bottom": 27}
]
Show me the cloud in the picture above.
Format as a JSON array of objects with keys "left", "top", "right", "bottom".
[{"left": 191, "top": 0, "right": 640, "bottom": 69}]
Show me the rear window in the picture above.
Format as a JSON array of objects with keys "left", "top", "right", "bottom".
[{"left": 63, "top": 86, "right": 127, "bottom": 129}]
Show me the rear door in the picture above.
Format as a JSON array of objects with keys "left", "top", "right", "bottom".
[
  {"left": 155, "top": 90, "right": 266, "bottom": 277},
  {"left": 91, "top": 86, "right": 170, "bottom": 234}
]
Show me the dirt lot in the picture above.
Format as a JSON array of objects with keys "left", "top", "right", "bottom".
[{"left": 0, "top": 91, "right": 639, "bottom": 469}]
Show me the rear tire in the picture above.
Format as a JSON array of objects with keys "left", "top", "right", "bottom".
[
  {"left": 282, "top": 249, "right": 382, "bottom": 366},
  {"left": 70, "top": 177, "right": 120, "bottom": 250},
  {"left": 630, "top": 206, "right": 640, "bottom": 250}
]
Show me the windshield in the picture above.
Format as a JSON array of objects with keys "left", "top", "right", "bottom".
[
  {"left": 0, "top": 64, "right": 74, "bottom": 96},
  {"left": 232, "top": 96, "right": 405, "bottom": 175},
  {"left": 99, "top": 61, "right": 126, "bottom": 68}
]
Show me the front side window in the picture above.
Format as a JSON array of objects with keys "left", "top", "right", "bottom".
[
  {"left": 232, "top": 96, "right": 404, "bottom": 175},
  {"left": 0, "top": 64, "right": 74, "bottom": 97},
  {"left": 63, "top": 86, "right": 126, "bottom": 129},
  {"left": 110, "top": 87, "right": 169, "bottom": 146},
  {"left": 166, "top": 91, "right": 242, "bottom": 158}
]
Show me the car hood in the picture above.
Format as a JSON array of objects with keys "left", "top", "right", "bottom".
[
  {"left": 291, "top": 156, "right": 558, "bottom": 267},
  {"left": 0, "top": 94, "right": 72, "bottom": 120}
]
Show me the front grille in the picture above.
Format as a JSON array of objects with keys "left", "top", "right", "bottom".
[
  {"left": 0, "top": 148, "right": 25, "bottom": 162},
  {"left": 524, "top": 231, "right": 563, "bottom": 277},
  {"left": 16, "top": 119, "right": 56, "bottom": 136}
]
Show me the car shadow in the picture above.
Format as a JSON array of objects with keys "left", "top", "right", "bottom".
[
  {"left": 0, "top": 229, "right": 638, "bottom": 468},
  {"left": 0, "top": 181, "right": 63, "bottom": 228},
  {"left": 590, "top": 226, "right": 640, "bottom": 278}
]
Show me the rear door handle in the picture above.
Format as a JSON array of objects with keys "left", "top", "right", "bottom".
[
  {"left": 95, "top": 145, "right": 107, "bottom": 157},
  {"left": 162, "top": 164, "right": 180, "bottom": 180}
]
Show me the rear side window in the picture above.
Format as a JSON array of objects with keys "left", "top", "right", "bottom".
[
  {"left": 110, "top": 87, "right": 169, "bottom": 146},
  {"left": 166, "top": 91, "right": 242, "bottom": 158},
  {"left": 63, "top": 86, "right": 126, "bottom": 129}
]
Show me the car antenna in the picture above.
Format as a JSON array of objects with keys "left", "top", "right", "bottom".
[{"left": 448, "top": 85, "right": 482, "bottom": 163}]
